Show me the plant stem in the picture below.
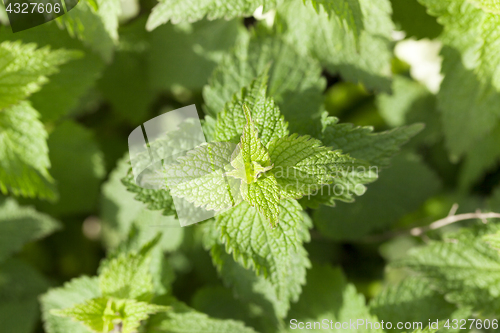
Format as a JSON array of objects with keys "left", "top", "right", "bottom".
[{"left": 361, "top": 205, "right": 500, "bottom": 242}]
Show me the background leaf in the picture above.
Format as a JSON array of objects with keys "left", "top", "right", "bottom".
[
  {"left": 286, "top": 264, "right": 383, "bottom": 332},
  {"left": 0, "top": 259, "right": 50, "bottom": 333},
  {"left": 0, "top": 103, "right": 55, "bottom": 199}
]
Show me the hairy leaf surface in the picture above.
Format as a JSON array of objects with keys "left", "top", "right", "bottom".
[
  {"left": 0, "top": 103, "right": 56, "bottom": 199},
  {"left": 147, "top": 0, "right": 281, "bottom": 31}
]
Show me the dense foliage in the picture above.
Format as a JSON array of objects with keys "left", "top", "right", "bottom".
[{"left": 1, "top": 0, "right": 500, "bottom": 332}]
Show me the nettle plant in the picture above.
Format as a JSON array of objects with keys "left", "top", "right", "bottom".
[
  {"left": 116, "top": 54, "right": 420, "bottom": 330},
  {"left": 3, "top": 0, "right": 500, "bottom": 332}
]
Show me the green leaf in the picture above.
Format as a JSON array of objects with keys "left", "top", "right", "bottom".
[
  {"left": 241, "top": 175, "right": 281, "bottom": 227},
  {"left": 147, "top": 296, "right": 258, "bottom": 333},
  {"left": 0, "top": 2, "right": 7, "bottom": 24},
  {"left": 306, "top": 0, "right": 364, "bottom": 43},
  {"left": 419, "top": 0, "right": 500, "bottom": 91},
  {"left": 105, "top": 226, "right": 177, "bottom": 296},
  {"left": 286, "top": 264, "right": 383, "bottom": 332},
  {"left": 226, "top": 153, "right": 264, "bottom": 185},
  {"left": 25, "top": 17, "right": 239, "bottom": 122},
  {"left": 149, "top": 19, "right": 243, "bottom": 91},
  {"left": 395, "top": 224, "right": 500, "bottom": 314},
  {"left": 408, "top": 328, "right": 438, "bottom": 333},
  {"left": 458, "top": 123, "right": 500, "bottom": 190},
  {"left": 377, "top": 76, "right": 432, "bottom": 127},
  {"left": 35, "top": 121, "right": 106, "bottom": 215},
  {"left": 215, "top": 199, "right": 310, "bottom": 301},
  {"left": 0, "top": 40, "right": 79, "bottom": 110},
  {"left": 53, "top": 297, "right": 169, "bottom": 333},
  {"left": 146, "top": 0, "right": 280, "bottom": 31},
  {"left": 489, "top": 185, "right": 500, "bottom": 211},
  {"left": 299, "top": 171, "right": 377, "bottom": 208},
  {"left": 98, "top": 18, "right": 153, "bottom": 125},
  {"left": 207, "top": 244, "right": 291, "bottom": 323},
  {"left": 437, "top": 46, "right": 500, "bottom": 159},
  {"left": 164, "top": 142, "right": 241, "bottom": 212},
  {"left": 124, "top": 117, "right": 222, "bottom": 216},
  {"left": 376, "top": 76, "right": 441, "bottom": 146},
  {"left": 0, "top": 102, "right": 56, "bottom": 199},
  {"left": 57, "top": 0, "right": 116, "bottom": 62},
  {"left": 0, "top": 259, "right": 50, "bottom": 333},
  {"left": 268, "top": 133, "right": 364, "bottom": 199},
  {"left": 214, "top": 70, "right": 289, "bottom": 146},
  {"left": 0, "top": 198, "right": 60, "bottom": 262},
  {"left": 99, "top": 235, "right": 161, "bottom": 302},
  {"left": 225, "top": 105, "right": 280, "bottom": 225},
  {"left": 369, "top": 277, "right": 456, "bottom": 332},
  {"left": 417, "top": 0, "right": 500, "bottom": 157},
  {"left": 483, "top": 230, "right": 500, "bottom": 251},
  {"left": 101, "top": 156, "right": 150, "bottom": 246},
  {"left": 469, "top": 0, "right": 500, "bottom": 14},
  {"left": 390, "top": 0, "right": 442, "bottom": 39},
  {"left": 275, "top": 0, "right": 393, "bottom": 91},
  {"left": 203, "top": 29, "right": 325, "bottom": 135},
  {"left": 41, "top": 276, "right": 101, "bottom": 333},
  {"left": 204, "top": 210, "right": 312, "bottom": 321},
  {"left": 191, "top": 286, "right": 255, "bottom": 326},
  {"left": 101, "top": 155, "right": 183, "bottom": 251},
  {"left": 202, "top": 229, "right": 290, "bottom": 323},
  {"left": 313, "top": 153, "right": 441, "bottom": 240}
]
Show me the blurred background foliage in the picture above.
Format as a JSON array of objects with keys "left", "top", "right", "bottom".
[{"left": 1, "top": 0, "right": 500, "bottom": 332}]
